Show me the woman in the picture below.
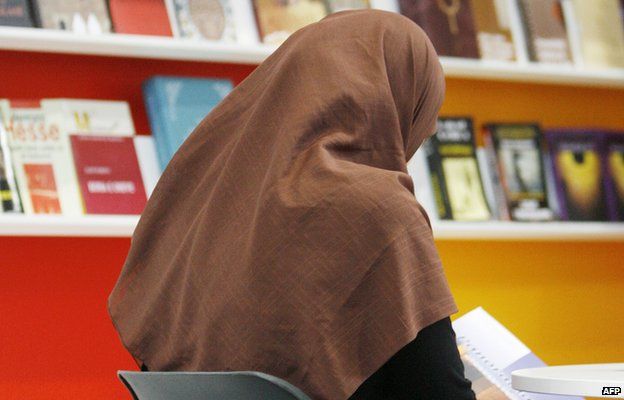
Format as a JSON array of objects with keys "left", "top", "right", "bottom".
[{"left": 108, "top": 9, "right": 476, "bottom": 400}]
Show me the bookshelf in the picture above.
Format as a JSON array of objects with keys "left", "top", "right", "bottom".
[
  {"left": 1, "top": 26, "right": 624, "bottom": 88},
  {"left": 1, "top": 214, "right": 622, "bottom": 240}
]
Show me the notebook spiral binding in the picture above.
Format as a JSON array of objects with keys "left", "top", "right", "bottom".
[{"left": 458, "top": 336, "right": 535, "bottom": 400}]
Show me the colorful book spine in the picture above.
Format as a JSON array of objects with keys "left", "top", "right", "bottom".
[{"left": 0, "top": 103, "right": 22, "bottom": 213}]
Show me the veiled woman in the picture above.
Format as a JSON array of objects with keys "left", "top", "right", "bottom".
[{"left": 108, "top": 9, "right": 476, "bottom": 400}]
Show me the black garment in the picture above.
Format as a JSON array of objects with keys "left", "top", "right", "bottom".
[
  {"left": 140, "top": 317, "right": 475, "bottom": 400},
  {"left": 347, "top": 317, "right": 476, "bottom": 400}
]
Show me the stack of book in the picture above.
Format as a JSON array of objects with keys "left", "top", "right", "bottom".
[
  {"left": 1, "top": 0, "right": 623, "bottom": 69},
  {"left": 409, "top": 117, "right": 624, "bottom": 223}
]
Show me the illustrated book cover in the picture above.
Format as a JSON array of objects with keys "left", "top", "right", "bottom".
[{"left": 252, "top": 0, "right": 328, "bottom": 45}]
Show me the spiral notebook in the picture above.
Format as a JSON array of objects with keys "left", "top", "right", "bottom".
[{"left": 452, "top": 307, "right": 583, "bottom": 400}]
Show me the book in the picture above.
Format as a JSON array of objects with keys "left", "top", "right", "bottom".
[
  {"left": 569, "top": 0, "right": 624, "bottom": 69},
  {"left": 407, "top": 146, "right": 438, "bottom": 221},
  {"left": 0, "top": 0, "right": 34, "bottom": 27},
  {"left": 252, "top": 0, "right": 328, "bottom": 45},
  {"left": 133, "top": 135, "right": 161, "bottom": 199},
  {"left": 453, "top": 307, "right": 583, "bottom": 400},
  {"left": 165, "top": 0, "right": 236, "bottom": 41},
  {"left": 424, "top": 117, "right": 491, "bottom": 221},
  {"left": 0, "top": 100, "right": 66, "bottom": 214},
  {"left": 40, "top": 99, "right": 135, "bottom": 136},
  {"left": 70, "top": 134, "right": 146, "bottom": 215},
  {"left": 325, "top": 0, "right": 370, "bottom": 13},
  {"left": 31, "top": 0, "right": 112, "bottom": 33},
  {"left": 109, "top": 0, "right": 173, "bottom": 36},
  {"left": 0, "top": 107, "right": 22, "bottom": 213},
  {"left": 398, "top": 0, "right": 480, "bottom": 59},
  {"left": 517, "top": 0, "right": 572, "bottom": 64},
  {"left": 605, "top": 133, "right": 624, "bottom": 221},
  {"left": 143, "top": 76, "right": 233, "bottom": 170},
  {"left": 470, "top": 0, "right": 515, "bottom": 61},
  {"left": 483, "top": 124, "right": 553, "bottom": 221},
  {"left": 544, "top": 130, "right": 609, "bottom": 221}
]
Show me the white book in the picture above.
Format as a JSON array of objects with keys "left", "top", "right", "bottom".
[
  {"left": 41, "top": 99, "right": 135, "bottom": 136},
  {"left": 133, "top": 135, "right": 162, "bottom": 199},
  {"left": 407, "top": 145, "right": 438, "bottom": 221},
  {"left": 453, "top": 307, "right": 583, "bottom": 400}
]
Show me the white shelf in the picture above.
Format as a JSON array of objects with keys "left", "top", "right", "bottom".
[
  {"left": 1, "top": 214, "right": 623, "bottom": 240},
  {"left": 431, "top": 221, "right": 624, "bottom": 241},
  {"left": 2, "top": 27, "right": 624, "bottom": 88},
  {"left": 0, "top": 214, "right": 139, "bottom": 237}
]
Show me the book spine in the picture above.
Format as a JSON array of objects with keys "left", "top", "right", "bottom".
[
  {"left": 483, "top": 126, "right": 511, "bottom": 220},
  {"left": 0, "top": 123, "right": 22, "bottom": 213},
  {"left": 143, "top": 79, "right": 171, "bottom": 171},
  {"left": 408, "top": 146, "right": 438, "bottom": 221},
  {"left": 424, "top": 138, "right": 453, "bottom": 220}
]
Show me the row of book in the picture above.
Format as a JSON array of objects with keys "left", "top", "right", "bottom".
[
  {"left": 0, "top": 99, "right": 161, "bottom": 215},
  {"left": 0, "top": 74, "right": 235, "bottom": 216},
  {"left": 2, "top": 0, "right": 624, "bottom": 69},
  {"left": 409, "top": 118, "right": 624, "bottom": 223}
]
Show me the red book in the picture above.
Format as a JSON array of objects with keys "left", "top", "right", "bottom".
[
  {"left": 109, "top": 0, "right": 173, "bottom": 36},
  {"left": 70, "top": 134, "right": 147, "bottom": 215}
]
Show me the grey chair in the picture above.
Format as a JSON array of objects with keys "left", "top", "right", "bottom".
[{"left": 118, "top": 370, "right": 312, "bottom": 400}]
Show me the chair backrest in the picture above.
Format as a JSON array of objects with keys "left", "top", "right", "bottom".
[{"left": 118, "top": 370, "right": 312, "bottom": 400}]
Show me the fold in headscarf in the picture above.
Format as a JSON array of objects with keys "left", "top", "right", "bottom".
[{"left": 108, "top": 9, "right": 457, "bottom": 400}]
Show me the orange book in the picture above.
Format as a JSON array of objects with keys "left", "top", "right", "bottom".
[{"left": 109, "top": 0, "right": 173, "bottom": 36}]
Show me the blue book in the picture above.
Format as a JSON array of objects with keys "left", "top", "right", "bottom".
[{"left": 143, "top": 76, "right": 233, "bottom": 170}]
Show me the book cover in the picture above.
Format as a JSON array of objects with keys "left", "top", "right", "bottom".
[
  {"left": 325, "top": 0, "right": 369, "bottom": 13},
  {"left": 484, "top": 123, "right": 553, "bottom": 221},
  {"left": 109, "top": 0, "right": 173, "bottom": 36},
  {"left": 1, "top": 100, "right": 72, "bottom": 214},
  {"left": 518, "top": 0, "right": 572, "bottom": 64},
  {"left": 165, "top": 0, "right": 236, "bottom": 41},
  {"left": 570, "top": 0, "right": 624, "bottom": 69},
  {"left": 0, "top": 105, "right": 22, "bottom": 213},
  {"left": 399, "top": 0, "right": 480, "bottom": 58},
  {"left": 41, "top": 99, "right": 135, "bottom": 136},
  {"left": 0, "top": 0, "right": 34, "bottom": 27},
  {"left": 31, "top": 0, "right": 112, "bottom": 33},
  {"left": 143, "top": 76, "right": 233, "bottom": 170},
  {"left": 544, "top": 130, "right": 609, "bottom": 221},
  {"left": 470, "top": 0, "right": 515, "bottom": 61},
  {"left": 453, "top": 307, "right": 583, "bottom": 400},
  {"left": 70, "top": 134, "right": 146, "bottom": 215},
  {"left": 424, "top": 117, "right": 491, "bottom": 221},
  {"left": 605, "top": 133, "right": 624, "bottom": 221},
  {"left": 252, "top": 0, "right": 328, "bottom": 45}
]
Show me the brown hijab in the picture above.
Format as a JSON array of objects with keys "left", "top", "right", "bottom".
[{"left": 108, "top": 9, "right": 457, "bottom": 400}]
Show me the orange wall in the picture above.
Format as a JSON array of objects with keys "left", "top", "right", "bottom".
[{"left": 0, "top": 51, "right": 623, "bottom": 399}]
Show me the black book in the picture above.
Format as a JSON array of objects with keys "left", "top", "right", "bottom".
[{"left": 424, "top": 117, "right": 490, "bottom": 221}]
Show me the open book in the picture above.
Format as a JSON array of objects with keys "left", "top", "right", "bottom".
[{"left": 452, "top": 307, "right": 583, "bottom": 400}]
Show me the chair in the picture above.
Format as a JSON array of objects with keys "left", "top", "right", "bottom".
[{"left": 118, "top": 370, "right": 313, "bottom": 400}]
